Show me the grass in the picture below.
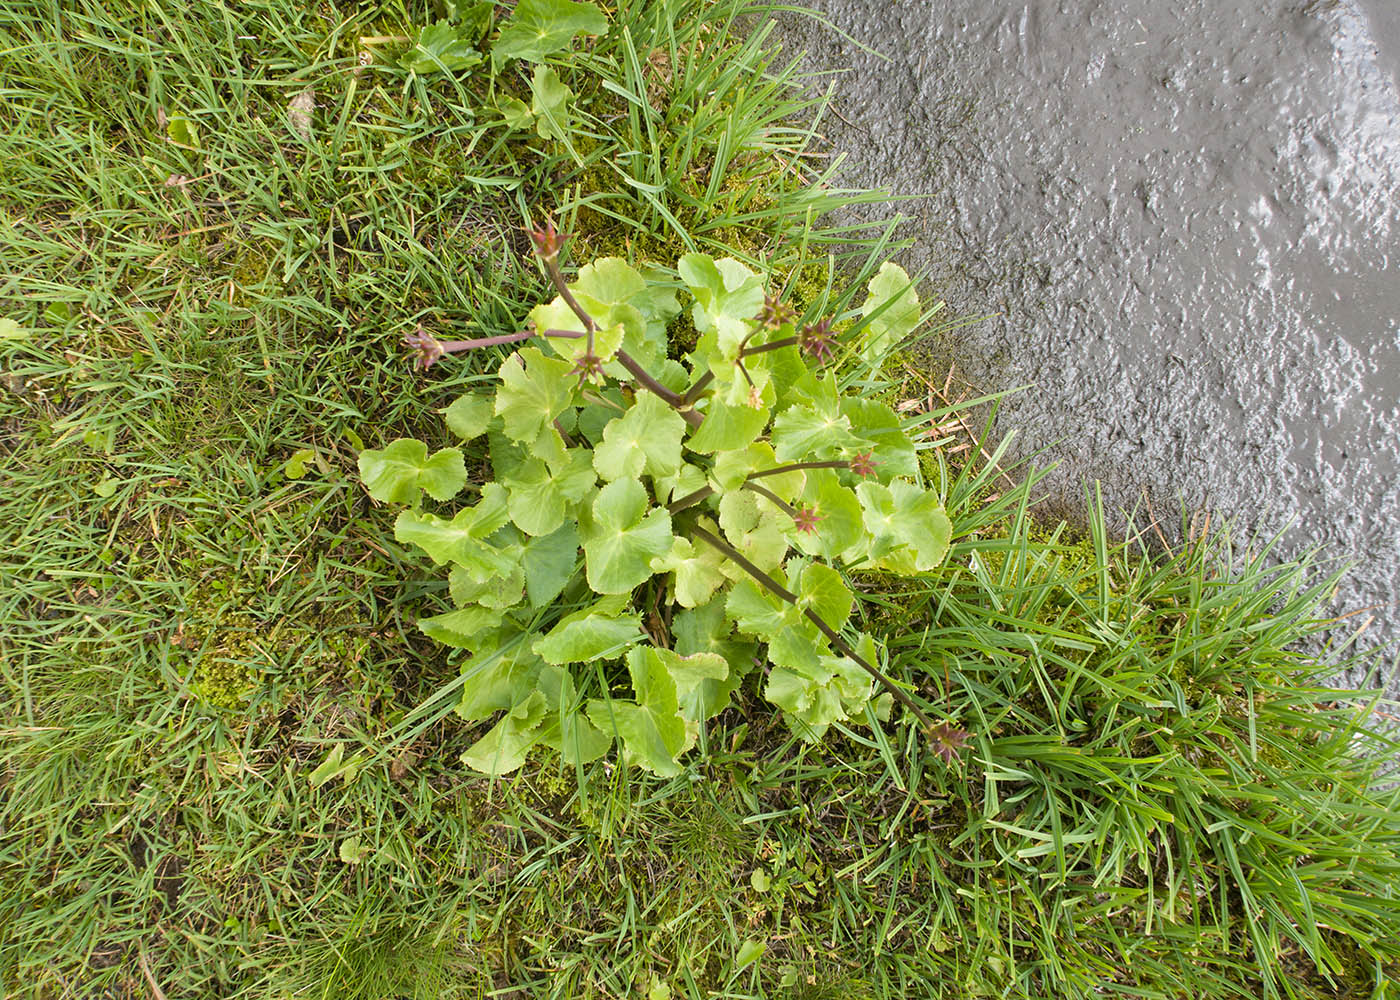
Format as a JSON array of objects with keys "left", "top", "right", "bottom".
[{"left": 2, "top": 0, "right": 1399, "bottom": 997}]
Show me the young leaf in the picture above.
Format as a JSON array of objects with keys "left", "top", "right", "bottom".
[
  {"left": 859, "top": 263, "right": 921, "bottom": 368},
  {"left": 445, "top": 393, "right": 494, "bottom": 440},
  {"left": 494, "top": 347, "right": 575, "bottom": 444},
  {"left": 400, "top": 20, "right": 484, "bottom": 74},
  {"left": 686, "top": 392, "right": 769, "bottom": 455},
  {"left": 504, "top": 451, "right": 596, "bottom": 537},
  {"left": 418, "top": 606, "right": 506, "bottom": 648},
  {"left": 677, "top": 254, "right": 764, "bottom": 362},
  {"left": 491, "top": 0, "right": 608, "bottom": 68},
  {"left": 529, "top": 65, "right": 572, "bottom": 140},
  {"left": 532, "top": 599, "right": 644, "bottom": 664},
  {"left": 712, "top": 442, "right": 799, "bottom": 497},
  {"left": 716, "top": 498, "right": 789, "bottom": 576},
  {"left": 650, "top": 536, "right": 727, "bottom": 608},
  {"left": 593, "top": 393, "right": 685, "bottom": 482},
  {"left": 444, "top": 0, "right": 494, "bottom": 40},
  {"left": 764, "top": 633, "right": 877, "bottom": 741},
  {"left": 460, "top": 691, "right": 549, "bottom": 775},
  {"left": 581, "top": 479, "right": 673, "bottom": 594},
  {"left": 855, "top": 479, "right": 952, "bottom": 572},
  {"left": 358, "top": 438, "right": 467, "bottom": 503},
  {"left": 654, "top": 462, "right": 709, "bottom": 505}
]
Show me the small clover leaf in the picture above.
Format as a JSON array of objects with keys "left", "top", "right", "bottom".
[
  {"left": 677, "top": 254, "right": 765, "bottom": 362},
  {"left": 358, "top": 438, "right": 467, "bottom": 504}
]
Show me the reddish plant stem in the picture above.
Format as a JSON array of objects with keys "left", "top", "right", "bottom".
[
  {"left": 741, "top": 335, "right": 797, "bottom": 357},
  {"left": 437, "top": 328, "right": 583, "bottom": 354},
  {"left": 681, "top": 370, "right": 714, "bottom": 406},
  {"left": 685, "top": 521, "right": 937, "bottom": 734},
  {"left": 679, "top": 335, "right": 800, "bottom": 406},
  {"left": 615, "top": 350, "right": 702, "bottom": 428},
  {"left": 741, "top": 481, "right": 798, "bottom": 518},
  {"left": 667, "top": 485, "right": 715, "bottom": 515},
  {"left": 746, "top": 460, "right": 848, "bottom": 481},
  {"left": 533, "top": 236, "right": 702, "bottom": 426},
  {"left": 538, "top": 252, "right": 596, "bottom": 357}
]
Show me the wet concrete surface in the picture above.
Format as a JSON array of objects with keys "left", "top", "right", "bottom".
[{"left": 780, "top": 0, "right": 1400, "bottom": 690}]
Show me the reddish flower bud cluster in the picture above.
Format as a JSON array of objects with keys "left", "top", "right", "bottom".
[
  {"left": 528, "top": 219, "right": 565, "bottom": 260},
  {"left": 403, "top": 327, "right": 445, "bottom": 371},
  {"left": 929, "top": 720, "right": 972, "bottom": 765},
  {"left": 849, "top": 450, "right": 878, "bottom": 478},
  {"left": 798, "top": 318, "right": 836, "bottom": 363},
  {"left": 569, "top": 350, "right": 606, "bottom": 385},
  {"left": 755, "top": 291, "right": 797, "bottom": 330},
  {"left": 791, "top": 503, "right": 823, "bottom": 535}
]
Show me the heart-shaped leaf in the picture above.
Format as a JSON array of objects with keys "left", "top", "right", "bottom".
[
  {"left": 532, "top": 597, "right": 644, "bottom": 664},
  {"left": 491, "top": 0, "right": 608, "bottom": 68},
  {"left": 594, "top": 392, "right": 686, "bottom": 482},
  {"left": 359, "top": 438, "right": 466, "bottom": 503},
  {"left": 581, "top": 479, "right": 672, "bottom": 594},
  {"left": 494, "top": 347, "right": 575, "bottom": 444},
  {"left": 400, "top": 20, "right": 484, "bottom": 74}
]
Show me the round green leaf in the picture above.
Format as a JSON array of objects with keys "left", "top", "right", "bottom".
[{"left": 581, "top": 479, "right": 673, "bottom": 595}]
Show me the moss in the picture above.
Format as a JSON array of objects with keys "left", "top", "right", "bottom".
[{"left": 175, "top": 575, "right": 371, "bottom": 714}]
